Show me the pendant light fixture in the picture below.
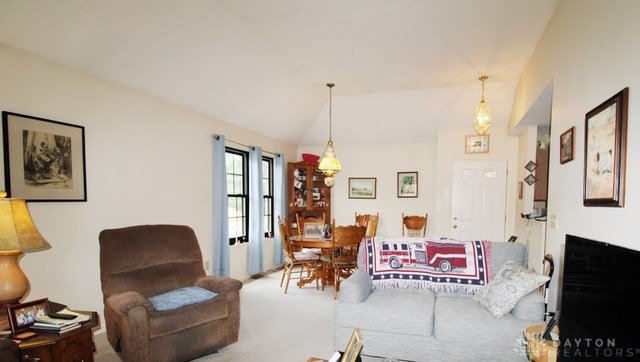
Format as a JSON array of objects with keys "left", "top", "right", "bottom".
[
  {"left": 473, "top": 75, "right": 492, "bottom": 135},
  {"left": 317, "top": 83, "right": 341, "bottom": 187}
]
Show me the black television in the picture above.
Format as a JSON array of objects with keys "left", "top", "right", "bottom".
[{"left": 559, "top": 234, "right": 640, "bottom": 360}]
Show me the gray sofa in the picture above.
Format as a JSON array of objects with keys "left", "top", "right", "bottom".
[{"left": 334, "top": 241, "right": 543, "bottom": 361}]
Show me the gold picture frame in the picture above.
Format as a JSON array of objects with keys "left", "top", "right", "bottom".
[
  {"left": 341, "top": 328, "right": 363, "bottom": 362},
  {"left": 348, "top": 178, "right": 376, "bottom": 199}
]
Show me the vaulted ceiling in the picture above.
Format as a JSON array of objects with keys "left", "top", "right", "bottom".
[{"left": 0, "top": 0, "right": 558, "bottom": 146}]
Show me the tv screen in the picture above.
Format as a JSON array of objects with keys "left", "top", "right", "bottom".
[{"left": 559, "top": 235, "right": 640, "bottom": 360}]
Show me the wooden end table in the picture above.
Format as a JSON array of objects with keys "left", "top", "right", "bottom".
[
  {"left": 18, "top": 311, "right": 99, "bottom": 362},
  {"left": 524, "top": 323, "right": 558, "bottom": 362}
]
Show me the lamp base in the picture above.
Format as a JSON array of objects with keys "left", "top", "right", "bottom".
[{"left": 0, "top": 250, "right": 29, "bottom": 332}]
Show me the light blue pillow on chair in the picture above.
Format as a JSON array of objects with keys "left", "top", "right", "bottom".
[{"left": 149, "top": 286, "right": 217, "bottom": 311}]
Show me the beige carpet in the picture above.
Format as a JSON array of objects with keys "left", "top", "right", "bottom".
[{"left": 94, "top": 270, "right": 384, "bottom": 361}]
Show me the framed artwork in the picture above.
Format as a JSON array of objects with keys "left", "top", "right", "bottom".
[
  {"left": 341, "top": 328, "right": 364, "bottom": 362},
  {"left": 348, "top": 178, "right": 376, "bottom": 199},
  {"left": 583, "top": 88, "right": 628, "bottom": 207},
  {"left": 524, "top": 174, "right": 537, "bottom": 186},
  {"left": 303, "top": 222, "right": 324, "bottom": 239},
  {"left": 397, "top": 171, "right": 418, "bottom": 198},
  {"left": 465, "top": 135, "right": 489, "bottom": 154},
  {"left": 560, "top": 127, "right": 575, "bottom": 164},
  {"left": 2, "top": 112, "right": 87, "bottom": 202},
  {"left": 525, "top": 161, "right": 537, "bottom": 172},
  {"left": 7, "top": 298, "right": 50, "bottom": 336}
]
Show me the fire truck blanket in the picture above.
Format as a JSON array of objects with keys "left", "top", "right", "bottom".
[{"left": 361, "top": 237, "right": 491, "bottom": 294}]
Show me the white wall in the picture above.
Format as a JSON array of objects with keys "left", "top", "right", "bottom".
[
  {"left": 300, "top": 126, "right": 520, "bottom": 241},
  {"left": 0, "top": 44, "right": 296, "bottom": 329},
  {"left": 511, "top": 0, "right": 640, "bottom": 311},
  {"left": 298, "top": 142, "right": 437, "bottom": 237}
]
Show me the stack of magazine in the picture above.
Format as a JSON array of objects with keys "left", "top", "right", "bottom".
[{"left": 31, "top": 309, "right": 91, "bottom": 334}]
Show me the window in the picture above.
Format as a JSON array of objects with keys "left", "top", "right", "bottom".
[
  {"left": 226, "top": 148, "right": 247, "bottom": 245},
  {"left": 262, "top": 157, "right": 274, "bottom": 238}
]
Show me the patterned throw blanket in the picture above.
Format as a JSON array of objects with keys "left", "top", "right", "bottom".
[{"left": 361, "top": 237, "right": 492, "bottom": 294}]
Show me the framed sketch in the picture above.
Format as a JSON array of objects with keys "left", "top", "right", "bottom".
[
  {"left": 524, "top": 174, "right": 537, "bottom": 186},
  {"left": 2, "top": 112, "right": 87, "bottom": 202},
  {"left": 583, "top": 88, "right": 628, "bottom": 207},
  {"left": 348, "top": 178, "right": 376, "bottom": 199},
  {"left": 7, "top": 298, "right": 50, "bottom": 336},
  {"left": 303, "top": 222, "right": 324, "bottom": 239},
  {"left": 560, "top": 127, "right": 575, "bottom": 164},
  {"left": 341, "top": 328, "right": 363, "bottom": 362},
  {"left": 465, "top": 135, "right": 489, "bottom": 154},
  {"left": 397, "top": 171, "right": 418, "bottom": 198},
  {"left": 525, "top": 160, "right": 537, "bottom": 172}
]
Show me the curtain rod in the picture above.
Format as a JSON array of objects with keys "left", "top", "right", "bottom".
[{"left": 212, "top": 134, "right": 279, "bottom": 156}]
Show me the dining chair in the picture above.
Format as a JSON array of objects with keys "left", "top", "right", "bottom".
[
  {"left": 401, "top": 213, "right": 428, "bottom": 237},
  {"left": 278, "top": 217, "right": 320, "bottom": 293},
  {"left": 321, "top": 220, "right": 366, "bottom": 299},
  {"left": 355, "top": 212, "right": 379, "bottom": 237},
  {"left": 296, "top": 213, "right": 326, "bottom": 236}
]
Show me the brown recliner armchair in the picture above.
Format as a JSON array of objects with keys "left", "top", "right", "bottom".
[{"left": 99, "top": 224, "right": 242, "bottom": 362}]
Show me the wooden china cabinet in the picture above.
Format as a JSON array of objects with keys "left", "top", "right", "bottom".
[{"left": 286, "top": 161, "right": 331, "bottom": 232}]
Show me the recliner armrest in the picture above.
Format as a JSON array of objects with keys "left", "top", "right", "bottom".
[
  {"left": 337, "top": 269, "right": 373, "bottom": 303},
  {"left": 196, "top": 276, "right": 243, "bottom": 297},
  {"left": 106, "top": 291, "right": 155, "bottom": 316}
]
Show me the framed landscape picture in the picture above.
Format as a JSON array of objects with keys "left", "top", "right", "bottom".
[
  {"left": 2, "top": 112, "right": 87, "bottom": 202},
  {"left": 583, "top": 88, "right": 628, "bottom": 207},
  {"left": 348, "top": 178, "right": 376, "bottom": 199},
  {"left": 397, "top": 171, "right": 418, "bottom": 198}
]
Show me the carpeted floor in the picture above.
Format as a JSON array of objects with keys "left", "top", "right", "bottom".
[{"left": 94, "top": 270, "right": 384, "bottom": 361}]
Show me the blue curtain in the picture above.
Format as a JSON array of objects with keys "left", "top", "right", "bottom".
[
  {"left": 212, "top": 135, "right": 230, "bottom": 276},
  {"left": 273, "top": 154, "right": 286, "bottom": 264},
  {"left": 248, "top": 147, "right": 264, "bottom": 275}
]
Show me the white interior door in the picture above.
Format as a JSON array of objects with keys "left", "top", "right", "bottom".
[{"left": 450, "top": 160, "right": 507, "bottom": 241}]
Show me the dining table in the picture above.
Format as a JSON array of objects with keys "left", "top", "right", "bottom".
[{"left": 290, "top": 235, "right": 334, "bottom": 288}]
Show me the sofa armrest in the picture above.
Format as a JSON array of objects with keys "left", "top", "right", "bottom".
[
  {"left": 511, "top": 290, "right": 545, "bottom": 321},
  {"left": 196, "top": 276, "right": 243, "bottom": 297},
  {"left": 337, "top": 269, "right": 373, "bottom": 303}
]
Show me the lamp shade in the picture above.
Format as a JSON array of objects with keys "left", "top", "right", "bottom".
[{"left": 0, "top": 198, "right": 50, "bottom": 252}]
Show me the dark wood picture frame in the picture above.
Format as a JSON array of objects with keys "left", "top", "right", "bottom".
[
  {"left": 397, "top": 171, "right": 418, "bottom": 198},
  {"left": 2, "top": 112, "right": 87, "bottom": 202},
  {"left": 560, "top": 126, "right": 575, "bottom": 164},
  {"left": 348, "top": 178, "right": 376, "bottom": 199},
  {"left": 7, "top": 298, "right": 50, "bottom": 334},
  {"left": 583, "top": 88, "right": 628, "bottom": 207}
]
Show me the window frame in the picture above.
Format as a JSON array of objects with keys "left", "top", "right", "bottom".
[
  {"left": 262, "top": 156, "right": 274, "bottom": 238},
  {"left": 226, "top": 148, "right": 248, "bottom": 245}
]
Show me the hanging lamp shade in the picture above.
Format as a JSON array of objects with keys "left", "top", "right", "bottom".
[
  {"left": 473, "top": 76, "right": 492, "bottom": 135},
  {"left": 318, "top": 83, "right": 341, "bottom": 186}
]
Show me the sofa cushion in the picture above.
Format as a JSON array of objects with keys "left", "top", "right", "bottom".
[
  {"left": 149, "top": 286, "right": 217, "bottom": 311},
  {"left": 473, "top": 262, "right": 549, "bottom": 318},
  {"left": 338, "top": 269, "right": 373, "bottom": 303},
  {"left": 336, "top": 290, "right": 435, "bottom": 337},
  {"left": 434, "top": 294, "right": 535, "bottom": 349}
]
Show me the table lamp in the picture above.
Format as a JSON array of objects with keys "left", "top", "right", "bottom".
[{"left": 0, "top": 192, "right": 50, "bottom": 330}]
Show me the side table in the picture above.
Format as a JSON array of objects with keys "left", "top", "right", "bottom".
[
  {"left": 18, "top": 311, "right": 99, "bottom": 362},
  {"left": 524, "top": 323, "right": 559, "bottom": 362}
]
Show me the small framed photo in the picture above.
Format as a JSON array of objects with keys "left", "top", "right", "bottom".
[
  {"left": 303, "top": 223, "right": 325, "bottom": 239},
  {"left": 525, "top": 160, "right": 538, "bottom": 172},
  {"left": 465, "top": 135, "right": 489, "bottom": 154},
  {"left": 341, "top": 328, "right": 364, "bottom": 362},
  {"left": 348, "top": 178, "right": 376, "bottom": 199},
  {"left": 2, "top": 112, "right": 87, "bottom": 202},
  {"left": 560, "top": 127, "right": 575, "bottom": 164},
  {"left": 584, "top": 88, "right": 628, "bottom": 207},
  {"left": 397, "top": 172, "right": 418, "bottom": 198},
  {"left": 7, "top": 298, "right": 50, "bottom": 335}
]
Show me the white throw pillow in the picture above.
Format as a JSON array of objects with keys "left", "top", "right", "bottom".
[{"left": 473, "top": 262, "right": 549, "bottom": 318}]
